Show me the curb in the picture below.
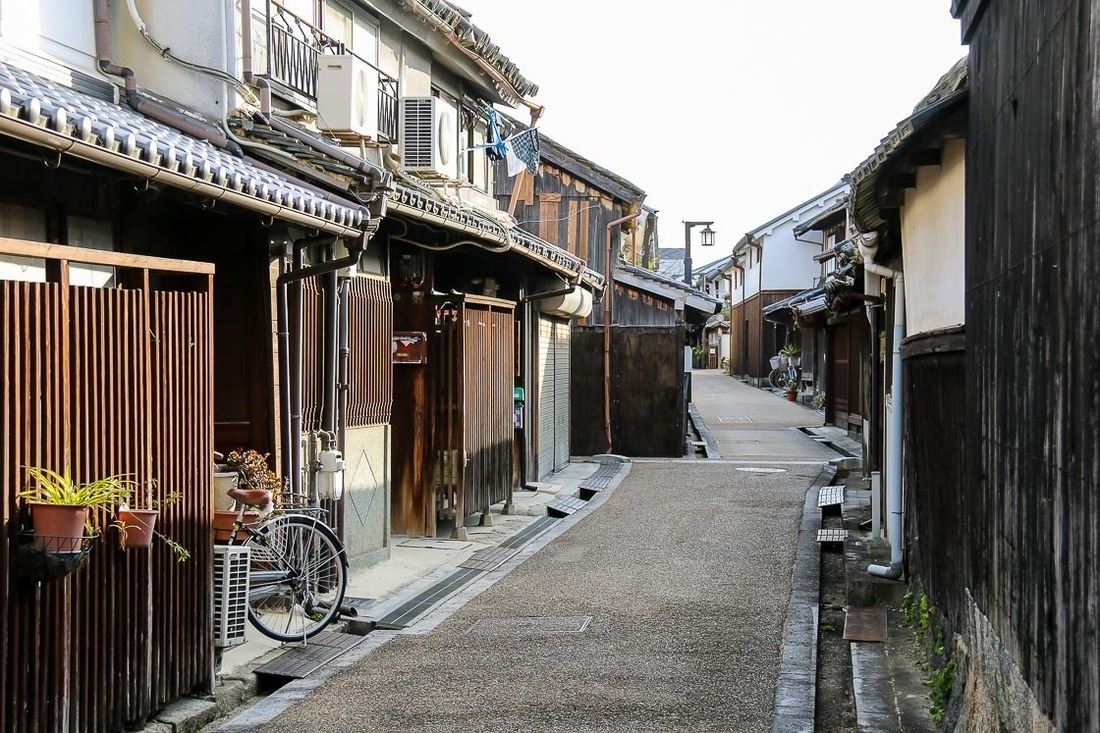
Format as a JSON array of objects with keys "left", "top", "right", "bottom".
[
  {"left": 210, "top": 464, "right": 632, "bottom": 732},
  {"left": 771, "top": 462, "right": 836, "bottom": 732}
]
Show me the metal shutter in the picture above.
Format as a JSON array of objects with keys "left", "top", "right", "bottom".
[
  {"left": 537, "top": 316, "right": 556, "bottom": 479},
  {"left": 552, "top": 319, "right": 571, "bottom": 471}
]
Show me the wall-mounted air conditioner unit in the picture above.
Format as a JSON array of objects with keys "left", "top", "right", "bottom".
[
  {"left": 316, "top": 54, "right": 379, "bottom": 139},
  {"left": 399, "top": 96, "right": 456, "bottom": 178},
  {"left": 213, "top": 545, "right": 250, "bottom": 648}
]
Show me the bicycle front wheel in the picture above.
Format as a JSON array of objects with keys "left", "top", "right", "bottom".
[
  {"left": 245, "top": 514, "right": 348, "bottom": 642},
  {"left": 769, "top": 368, "right": 789, "bottom": 390}
]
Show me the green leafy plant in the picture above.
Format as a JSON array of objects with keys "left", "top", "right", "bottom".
[
  {"left": 779, "top": 343, "right": 801, "bottom": 358},
  {"left": 18, "top": 466, "right": 133, "bottom": 508},
  {"left": 812, "top": 392, "right": 827, "bottom": 410},
  {"left": 115, "top": 486, "right": 191, "bottom": 562},
  {"left": 901, "top": 586, "right": 955, "bottom": 727}
]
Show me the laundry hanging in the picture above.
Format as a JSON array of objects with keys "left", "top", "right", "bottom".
[{"left": 504, "top": 127, "right": 540, "bottom": 177}]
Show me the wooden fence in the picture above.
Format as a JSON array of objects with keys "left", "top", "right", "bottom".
[
  {"left": 571, "top": 325, "right": 685, "bottom": 457},
  {"left": 0, "top": 239, "right": 214, "bottom": 731}
]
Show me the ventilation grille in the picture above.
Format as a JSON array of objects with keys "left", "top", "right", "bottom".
[
  {"left": 400, "top": 97, "right": 435, "bottom": 170},
  {"left": 213, "top": 545, "right": 251, "bottom": 648}
]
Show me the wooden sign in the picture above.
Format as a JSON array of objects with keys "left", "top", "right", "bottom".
[{"left": 393, "top": 332, "right": 427, "bottom": 364}]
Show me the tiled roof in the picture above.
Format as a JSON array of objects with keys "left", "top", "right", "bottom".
[
  {"left": 0, "top": 62, "right": 364, "bottom": 236},
  {"left": 850, "top": 57, "right": 968, "bottom": 232},
  {"left": 398, "top": 0, "right": 537, "bottom": 100}
]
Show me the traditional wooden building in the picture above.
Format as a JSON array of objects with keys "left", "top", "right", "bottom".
[
  {"left": 727, "top": 182, "right": 850, "bottom": 384},
  {"left": 938, "top": 1, "right": 1097, "bottom": 726}
]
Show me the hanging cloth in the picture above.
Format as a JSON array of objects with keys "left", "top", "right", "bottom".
[{"left": 504, "top": 127, "right": 540, "bottom": 176}]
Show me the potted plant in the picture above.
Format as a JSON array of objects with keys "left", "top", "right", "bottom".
[
  {"left": 213, "top": 449, "right": 279, "bottom": 542},
  {"left": 114, "top": 482, "right": 190, "bottom": 561},
  {"left": 17, "top": 466, "right": 131, "bottom": 554},
  {"left": 780, "top": 342, "right": 801, "bottom": 367}
]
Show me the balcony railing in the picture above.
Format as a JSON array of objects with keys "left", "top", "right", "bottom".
[{"left": 246, "top": 0, "right": 400, "bottom": 141}]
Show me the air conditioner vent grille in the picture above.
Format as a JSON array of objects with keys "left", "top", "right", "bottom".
[
  {"left": 214, "top": 545, "right": 250, "bottom": 648},
  {"left": 401, "top": 97, "right": 435, "bottom": 169}
]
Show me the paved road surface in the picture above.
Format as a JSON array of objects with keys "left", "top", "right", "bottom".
[{"left": 246, "top": 373, "right": 830, "bottom": 732}]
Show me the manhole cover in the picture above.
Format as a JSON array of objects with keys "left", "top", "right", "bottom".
[
  {"left": 465, "top": 616, "right": 593, "bottom": 635},
  {"left": 735, "top": 467, "right": 788, "bottom": 474}
]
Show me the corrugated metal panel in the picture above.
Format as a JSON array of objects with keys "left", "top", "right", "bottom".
[
  {"left": 536, "top": 316, "right": 554, "bottom": 479},
  {"left": 553, "top": 319, "right": 571, "bottom": 471}
]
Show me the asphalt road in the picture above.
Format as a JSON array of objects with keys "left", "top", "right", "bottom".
[{"left": 251, "top": 455, "right": 824, "bottom": 732}]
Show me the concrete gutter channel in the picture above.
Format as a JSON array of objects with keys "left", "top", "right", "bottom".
[{"left": 145, "top": 420, "right": 871, "bottom": 733}]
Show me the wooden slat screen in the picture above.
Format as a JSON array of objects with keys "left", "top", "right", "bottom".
[
  {"left": 301, "top": 277, "right": 324, "bottom": 433},
  {"left": 0, "top": 251, "right": 213, "bottom": 731},
  {"left": 346, "top": 276, "right": 393, "bottom": 427}
]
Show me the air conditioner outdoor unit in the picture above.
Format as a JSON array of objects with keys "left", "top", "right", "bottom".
[
  {"left": 399, "top": 96, "right": 456, "bottom": 178},
  {"left": 316, "top": 54, "right": 379, "bottom": 139},
  {"left": 213, "top": 545, "right": 250, "bottom": 649}
]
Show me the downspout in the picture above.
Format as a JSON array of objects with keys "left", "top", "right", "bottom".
[
  {"left": 276, "top": 234, "right": 366, "bottom": 497},
  {"left": 321, "top": 263, "right": 339, "bottom": 435},
  {"left": 94, "top": 0, "right": 243, "bottom": 154},
  {"left": 858, "top": 232, "right": 906, "bottom": 579},
  {"left": 337, "top": 277, "right": 351, "bottom": 454},
  {"left": 604, "top": 209, "right": 644, "bottom": 453}
]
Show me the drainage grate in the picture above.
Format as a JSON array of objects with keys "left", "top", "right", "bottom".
[
  {"left": 498, "top": 516, "right": 558, "bottom": 550},
  {"left": 579, "top": 461, "right": 622, "bottom": 491},
  {"left": 546, "top": 496, "right": 587, "bottom": 518},
  {"left": 817, "top": 486, "right": 846, "bottom": 507},
  {"left": 373, "top": 568, "right": 482, "bottom": 629},
  {"left": 458, "top": 546, "right": 519, "bottom": 571},
  {"left": 464, "top": 615, "right": 592, "bottom": 636},
  {"left": 816, "top": 529, "right": 850, "bottom": 544},
  {"left": 253, "top": 631, "right": 367, "bottom": 680},
  {"left": 341, "top": 596, "right": 375, "bottom": 609}
]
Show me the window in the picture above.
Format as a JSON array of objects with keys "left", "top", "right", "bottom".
[
  {"left": 324, "top": 1, "right": 378, "bottom": 62},
  {"left": 0, "top": 202, "right": 47, "bottom": 282}
]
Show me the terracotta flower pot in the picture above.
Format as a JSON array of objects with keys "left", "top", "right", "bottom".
[
  {"left": 117, "top": 508, "right": 158, "bottom": 549},
  {"left": 213, "top": 510, "right": 260, "bottom": 543},
  {"left": 28, "top": 502, "right": 89, "bottom": 554},
  {"left": 787, "top": 391, "right": 798, "bottom": 402}
]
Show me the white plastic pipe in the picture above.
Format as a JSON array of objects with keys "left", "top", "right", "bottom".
[{"left": 869, "top": 270, "right": 905, "bottom": 579}]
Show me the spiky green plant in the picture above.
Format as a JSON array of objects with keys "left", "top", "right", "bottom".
[{"left": 18, "top": 466, "right": 133, "bottom": 507}]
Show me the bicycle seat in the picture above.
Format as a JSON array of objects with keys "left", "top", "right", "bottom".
[{"left": 228, "top": 487, "right": 273, "bottom": 507}]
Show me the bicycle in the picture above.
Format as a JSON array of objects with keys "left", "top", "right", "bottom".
[
  {"left": 768, "top": 360, "right": 798, "bottom": 391},
  {"left": 221, "top": 483, "right": 349, "bottom": 642}
]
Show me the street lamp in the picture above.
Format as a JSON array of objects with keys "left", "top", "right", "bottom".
[{"left": 683, "top": 221, "right": 715, "bottom": 285}]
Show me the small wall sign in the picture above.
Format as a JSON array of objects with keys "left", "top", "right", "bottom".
[{"left": 393, "top": 332, "right": 427, "bottom": 364}]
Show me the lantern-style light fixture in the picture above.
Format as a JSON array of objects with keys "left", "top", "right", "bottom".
[{"left": 700, "top": 224, "right": 716, "bottom": 247}]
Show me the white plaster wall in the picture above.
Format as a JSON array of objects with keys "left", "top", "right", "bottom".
[
  {"left": 0, "top": 0, "right": 98, "bottom": 74},
  {"left": 760, "top": 225, "right": 823, "bottom": 292},
  {"left": 342, "top": 423, "right": 391, "bottom": 570},
  {"left": 900, "top": 138, "right": 966, "bottom": 335}
]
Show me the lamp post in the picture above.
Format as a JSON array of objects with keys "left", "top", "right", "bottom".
[{"left": 683, "top": 221, "right": 715, "bottom": 285}]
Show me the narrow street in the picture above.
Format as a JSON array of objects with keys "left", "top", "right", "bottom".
[{"left": 233, "top": 373, "right": 834, "bottom": 732}]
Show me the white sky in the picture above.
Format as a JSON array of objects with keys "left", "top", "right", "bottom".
[{"left": 457, "top": 0, "right": 966, "bottom": 268}]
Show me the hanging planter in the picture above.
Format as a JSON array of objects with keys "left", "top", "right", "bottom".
[
  {"left": 25, "top": 502, "right": 89, "bottom": 554},
  {"left": 116, "top": 507, "right": 159, "bottom": 549}
]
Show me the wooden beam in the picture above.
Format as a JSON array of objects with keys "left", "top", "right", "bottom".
[
  {"left": 910, "top": 146, "right": 943, "bottom": 168},
  {"left": 0, "top": 237, "right": 215, "bottom": 274},
  {"left": 887, "top": 171, "right": 917, "bottom": 190}
]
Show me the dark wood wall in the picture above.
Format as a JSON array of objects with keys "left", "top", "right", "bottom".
[
  {"left": 495, "top": 160, "right": 628, "bottom": 284},
  {"left": 0, "top": 247, "right": 213, "bottom": 732},
  {"left": 612, "top": 282, "right": 677, "bottom": 326},
  {"left": 962, "top": 1, "right": 1099, "bottom": 727},
  {"left": 571, "top": 325, "right": 685, "bottom": 457},
  {"left": 734, "top": 292, "right": 799, "bottom": 378}
]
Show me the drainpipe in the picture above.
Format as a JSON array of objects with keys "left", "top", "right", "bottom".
[
  {"left": 337, "top": 277, "right": 351, "bottom": 454},
  {"left": 604, "top": 208, "right": 644, "bottom": 453},
  {"left": 858, "top": 232, "right": 905, "bottom": 579},
  {"left": 94, "top": 0, "right": 243, "bottom": 154}
]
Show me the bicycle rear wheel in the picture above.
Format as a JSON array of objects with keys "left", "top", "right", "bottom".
[
  {"left": 245, "top": 514, "right": 348, "bottom": 642},
  {"left": 769, "top": 368, "right": 789, "bottom": 390}
]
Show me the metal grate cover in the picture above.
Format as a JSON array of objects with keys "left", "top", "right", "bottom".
[
  {"left": 458, "top": 546, "right": 519, "bottom": 571},
  {"left": 579, "top": 461, "right": 622, "bottom": 491},
  {"left": 816, "top": 529, "right": 850, "bottom": 544},
  {"left": 341, "top": 596, "right": 375, "bottom": 609},
  {"left": 465, "top": 615, "right": 592, "bottom": 636},
  {"left": 546, "top": 496, "right": 587, "bottom": 518},
  {"left": 818, "top": 486, "right": 846, "bottom": 507},
  {"left": 373, "top": 568, "right": 482, "bottom": 629},
  {"left": 844, "top": 607, "right": 888, "bottom": 642},
  {"left": 253, "top": 631, "right": 367, "bottom": 680},
  {"left": 499, "top": 516, "right": 558, "bottom": 549}
]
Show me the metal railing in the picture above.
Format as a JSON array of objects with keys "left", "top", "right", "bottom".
[{"left": 250, "top": 0, "right": 399, "bottom": 141}]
